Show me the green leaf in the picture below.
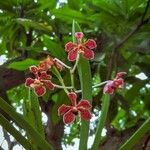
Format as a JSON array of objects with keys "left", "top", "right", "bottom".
[
  {"left": 92, "top": 0, "right": 118, "bottom": 17},
  {"left": 8, "top": 58, "right": 39, "bottom": 71},
  {"left": 51, "top": 6, "right": 89, "bottom": 23},
  {"left": 119, "top": 117, "right": 150, "bottom": 150},
  {"left": 68, "top": 0, "right": 81, "bottom": 10},
  {"left": 39, "top": 0, "right": 56, "bottom": 10},
  {"left": 16, "top": 18, "right": 52, "bottom": 33},
  {"left": 125, "top": 81, "right": 145, "bottom": 102},
  {"left": 43, "top": 35, "right": 66, "bottom": 59},
  {"left": 30, "top": 90, "right": 45, "bottom": 138},
  {"left": 73, "top": 21, "right": 92, "bottom": 150},
  {"left": 51, "top": 91, "right": 68, "bottom": 125},
  {"left": 23, "top": 98, "right": 36, "bottom": 128},
  {"left": 92, "top": 94, "right": 110, "bottom": 150},
  {"left": 0, "top": 115, "right": 36, "bottom": 150},
  {"left": 0, "top": 97, "right": 53, "bottom": 150},
  {"left": 78, "top": 55, "right": 92, "bottom": 150}
]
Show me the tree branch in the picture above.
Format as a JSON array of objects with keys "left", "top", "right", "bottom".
[{"left": 140, "top": 0, "right": 150, "bottom": 24}]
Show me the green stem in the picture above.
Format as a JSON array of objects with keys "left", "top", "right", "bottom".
[
  {"left": 75, "top": 81, "right": 108, "bottom": 93},
  {"left": 54, "top": 84, "right": 73, "bottom": 89},
  {"left": 70, "top": 70, "right": 75, "bottom": 89},
  {"left": 0, "top": 115, "right": 36, "bottom": 150},
  {"left": 70, "top": 20, "right": 80, "bottom": 90},
  {"left": 71, "top": 53, "right": 80, "bottom": 73},
  {"left": 70, "top": 53, "right": 80, "bottom": 89},
  {"left": 119, "top": 117, "right": 150, "bottom": 150},
  {"left": 54, "top": 58, "right": 71, "bottom": 70},
  {"left": 92, "top": 94, "right": 110, "bottom": 150},
  {"left": 52, "top": 66, "right": 69, "bottom": 94}
]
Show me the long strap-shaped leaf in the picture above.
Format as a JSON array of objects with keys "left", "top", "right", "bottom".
[
  {"left": 92, "top": 94, "right": 110, "bottom": 150},
  {"left": 72, "top": 20, "right": 92, "bottom": 150},
  {"left": 0, "top": 97, "right": 53, "bottom": 150},
  {"left": 119, "top": 117, "right": 150, "bottom": 150},
  {"left": 0, "top": 114, "right": 36, "bottom": 150},
  {"left": 30, "top": 90, "right": 45, "bottom": 138},
  {"left": 78, "top": 56, "right": 92, "bottom": 150}
]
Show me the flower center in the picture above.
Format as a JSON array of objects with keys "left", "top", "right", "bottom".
[
  {"left": 72, "top": 107, "right": 78, "bottom": 115},
  {"left": 30, "top": 79, "right": 43, "bottom": 88},
  {"left": 77, "top": 44, "right": 84, "bottom": 53}
]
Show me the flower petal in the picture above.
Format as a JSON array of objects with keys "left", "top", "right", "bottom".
[
  {"left": 42, "top": 80, "right": 54, "bottom": 90},
  {"left": 115, "top": 72, "right": 126, "bottom": 79},
  {"left": 34, "top": 86, "right": 46, "bottom": 96},
  {"left": 40, "top": 71, "right": 49, "bottom": 79},
  {"left": 82, "top": 48, "right": 94, "bottom": 60},
  {"left": 78, "top": 108, "right": 92, "bottom": 121},
  {"left": 114, "top": 78, "right": 124, "bottom": 88},
  {"left": 103, "top": 81, "right": 114, "bottom": 94},
  {"left": 38, "top": 61, "right": 52, "bottom": 72},
  {"left": 25, "top": 78, "right": 35, "bottom": 87},
  {"left": 77, "top": 100, "right": 91, "bottom": 109},
  {"left": 84, "top": 39, "right": 97, "bottom": 49},
  {"left": 54, "top": 60, "right": 64, "bottom": 71},
  {"left": 30, "top": 66, "right": 38, "bottom": 74},
  {"left": 68, "top": 49, "right": 78, "bottom": 61},
  {"left": 58, "top": 104, "right": 71, "bottom": 116},
  {"left": 68, "top": 92, "right": 77, "bottom": 106},
  {"left": 75, "top": 32, "right": 84, "bottom": 41},
  {"left": 65, "top": 42, "right": 75, "bottom": 52},
  {"left": 63, "top": 110, "right": 76, "bottom": 124}
]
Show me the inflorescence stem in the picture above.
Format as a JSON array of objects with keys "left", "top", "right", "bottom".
[
  {"left": 54, "top": 58, "right": 71, "bottom": 70},
  {"left": 71, "top": 53, "right": 80, "bottom": 74},
  {"left": 53, "top": 57, "right": 108, "bottom": 94},
  {"left": 75, "top": 81, "right": 108, "bottom": 93},
  {"left": 70, "top": 53, "right": 80, "bottom": 89},
  {"left": 54, "top": 84, "right": 73, "bottom": 89},
  {"left": 54, "top": 81, "right": 108, "bottom": 93}
]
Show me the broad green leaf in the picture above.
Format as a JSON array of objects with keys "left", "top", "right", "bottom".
[
  {"left": 16, "top": 18, "right": 52, "bottom": 33},
  {"left": 92, "top": 0, "right": 118, "bottom": 17},
  {"left": 68, "top": 0, "right": 81, "bottom": 10},
  {"left": 39, "top": 0, "right": 56, "bottom": 10},
  {"left": 8, "top": 58, "right": 39, "bottom": 70},
  {"left": 43, "top": 35, "right": 66, "bottom": 59},
  {"left": 125, "top": 82, "right": 145, "bottom": 102},
  {"left": 51, "top": 6, "right": 89, "bottom": 23}
]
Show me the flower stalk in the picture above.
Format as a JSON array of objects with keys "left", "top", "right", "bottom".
[
  {"left": 52, "top": 66, "right": 69, "bottom": 94},
  {"left": 54, "top": 84, "right": 73, "bottom": 89},
  {"left": 75, "top": 81, "right": 108, "bottom": 93},
  {"left": 53, "top": 58, "right": 71, "bottom": 70}
]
